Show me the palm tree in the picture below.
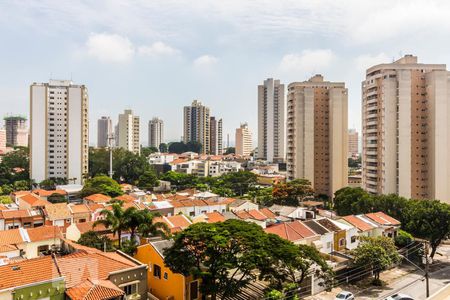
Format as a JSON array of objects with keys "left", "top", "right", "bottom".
[
  {"left": 94, "top": 202, "right": 130, "bottom": 248},
  {"left": 138, "top": 210, "right": 170, "bottom": 239},
  {"left": 123, "top": 207, "right": 144, "bottom": 241}
]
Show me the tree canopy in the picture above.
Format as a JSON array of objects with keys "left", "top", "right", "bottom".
[
  {"left": 78, "top": 230, "right": 113, "bottom": 251},
  {"left": 137, "top": 169, "right": 159, "bottom": 191},
  {"left": 159, "top": 143, "right": 168, "bottom": 153},
  {"left": 272, "top": 179, "right": 314, "bottom": 206},
  {"left": 79, "top": 175, "right": 123, "bottom": 198},
  {"left": 168, "top": 141, "right": 202, "bottom": 154}
]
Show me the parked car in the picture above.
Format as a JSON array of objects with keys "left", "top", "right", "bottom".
[
  {"left": 385, "top": 293, "right": 415, "bottom": 300},
  {"left": 335, "top": 291, "right": 355, "bottom": 300}
]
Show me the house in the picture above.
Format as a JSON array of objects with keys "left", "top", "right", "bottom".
[
  {"left": 303, "top": 220, "right": 334, "bottom": 254},
  {"left": 341, "top": 215, "right": 382, "bottom": 237},
  {"left": 120, "top": 183, "right": 133, "bottom": 193},
  {"left": 265, "top": 221, "right": 319, "bottom": 245},
  {"left": 363, "top": 212, "right": 400, "bottom": 238},
  {"left": 330, "top": 219, "right": 359, "bottom": 250},
  {"left": 16, "top": 193, "right": 50, "bottom": 211},
  {"left": 32, "top": 189, "right": 68, "bottom": 201},
  {"left": 0, "top": 225, "right": 62, "bottom": 259},
  {"left": 115, "top": 194, "right": 137, "bottom": 203},
  {"left": 68, "top": 203, "right": 92, "bottom": 223},
  {"left": 145, "top": 200, "right": 174, "bottom": 216},
  {"left": 66, "top": 221, "right": 109, "bottom": 242},
  {"left": 269, "top": 204, "right": 315, "bottom": 220},
  {"left": 135, "top": 240, "right": 201, "bottom": 300},
  {"left": 0, "top": 209, "right": 44, "bottom": 230},
  {"left": 228, "top": 199, "right": 259, "bottom": 212},
  {"left": 233, "top": 209, "right": 277, "bottom": 228},
  {"left": 44, "top": 203, "right": 72, "bottom": 230},
  {"left": 153, "top": 215, "right": 192, "bottom": 233},
  {"left": 83, "top": 194, "right": 111, "bottom": 205},
  {"left": 56, "top": 184, "right": 84, "bottom": 202},
  {"left": 193, "top": 211, "right": 226, "bottom": 224},
  {"left": 316, "top": 218, "right": 347, "bottom": 252}
]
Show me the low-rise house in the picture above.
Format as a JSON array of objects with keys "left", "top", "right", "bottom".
[
  {"left": 17, "top": 193, "right": 50, "bottom": 211},
  {"left": 83, "top": 194, "right": 112, "bottom": 205},
  {"left": 265, "top": 221, "right": 319, "bottom": 245},
  {"left": 228, "top": 199, "right": 259, "bottom": 212},
  {"left": 0, "top": 209, "right": 44, "bottom": 230},
  {"left": 269, "top": 204, "right": 315, "bottom": 220},
  {"left": 135, "top": 240, "right": 201, "bottom": 300},
  {"left": 145, "top": 200, "right": 174, "bottom": 216},
  {"left": 233, "top": 209, "right": 276, "bottom": 228},
  {"left": 120, "top": 183, "right": 133, "bottom": 193},
  {"left": 66, "top": 221, "right": 109, "bottom": 242},
  {"left": 115, "top": 194, "right": 137, "bottom": 203},
  {"left": 44, "top": 203, "right": 72, "bottom": 229},
  {"left": 192, "top": 211, "right": 226, "bottom": 224},
  {"left": 56, "top": 184, "right": 84, "bottom": 202},
  {"left": 363, "top": 212, "right": 400, "bottom": 238},
  {"left": 0, "top": 225, "right": 62, "bottom": 259},
  {"left": 153, "top": 215, "right": 192, "bottom": 233},
  {"left": 303, "top": 220, "right": 334, "bottom": 254},
  {"left": 341, "top": 215, "right": 380, "bottom": 237},
  {"left": 68, "top": 203, "right": 92, "bottom": 223},
  {"left": 330, "top": 219, "right": 359, "bottom": 250},
  {"left": 32, "top": 189, "right": 68, "bottom": 201},
  {"left": 316, "top": 218, "right": 347, "bottom": 252},
  {"left": 170, "top": 199, "right": 226, "bottom": 217}
]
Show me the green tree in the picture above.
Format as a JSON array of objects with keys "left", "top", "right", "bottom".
[
  {"left": 159, "top": 143, "right": 168, "bottom": 153},
  {"left": 0, "top": 195, "right": 12, "bottom": 204},
  {"left": 333, "top": 187, "right": 374, "bottom": 215},
  {"left": 39, "top": 179, "right": 56, "bottom": 190},
  {"left": 0, "top": 147, "right": 29, "bottom": 184},
  {"left": 243, "top": 187, "right": 274, "bottom": 206},
  {"left": 1, "top": 184, "right": 13, "bottom": 195},
  {"left": 78, "top": 230, "right": 114, "bottom": 251},
  {"left": 352, "top": 236, "right": 400, "bottom": 284},
  {"left": 141, "top": 146, "right": 159, "bottom": 157},
  {"left": 138, "top": 170, "right": 159, "bottom": 191},
  {"left": 214, "top": 171, "right": 257, "bottom": 196},
  {"left": 80, "top": 175, "right": 123, "bottom": 198},
  {"left": 394, "top": 230, "right": 414, "bottom": 248},
  {"left": 168, "top": 142, "right": 188, "bottom": 154},
  {"left": 13, "top": 180, "right": 31, "bottom": 191},
  {"left": 94, "top": 202, "right": 132, "bottom": 248},
  {"left": 120, "top": 238, "right": 138, "bottom": 256},
  {"left": 47, "top": 193, "right": 67, "bottom": 203},
  {"left": 160, "top": 171, "right": 198, "bottom": 189},
  {"left": 137, "top": 210, "right": 170, "bottom": 238},
  {"left": 224, "top": 147, "right": 235, "bottom": 155},
  {"left": 272, "top": 179, "right": 314, "bottom": 206},
  {"left": 186, "top": 141, "right": 202, "bottom": 153}
]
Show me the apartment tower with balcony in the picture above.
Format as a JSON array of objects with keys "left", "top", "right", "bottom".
[
  {"left": 117, "top": 109, "right": 140, "bottom": 155},
  {"left": 362, "top": 55, "right": 450, "bottom": 203},
  {"left": 148, "top": 117, "right": 164, "bottom": 148},
  {"left": 348, "top": 129, "right": 359, "bottom": 158},
  {"left": 4, "top": 115, "right": 28, "bottom": 147},
  {"left": 286, "top": 75, "right": 348, "bottom": 198},
  {"left": 210, "top": 116, "right": 223, "bottom": 155},
  {"left": 30, "top": 80, "right": 89, "bottom": 184},
  {"left": 97, "top": 116, "right": 113, "bottom": 148},
  {"left": 183, "top": 100, "right": 210, "bottom": 154}
]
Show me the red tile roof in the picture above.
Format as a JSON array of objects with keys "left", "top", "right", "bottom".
[
  {"left": 76, "top": 221, "right": 108, "bottom": 234},
  {"left": 342, "top": 215, "right": 374, "bottom": 232},
  {"left": 365, "top": 212, "right": 401, "bottom": 226},
  {"left": 204, "top": 212, "right": 225, "bottom": 223},
  {"left": 259, "top": 208, "right": 277, "bottom": 219},
  {"left": 66, "top": 278, "right": 124, "bottom": 300},
  {"left": 69, "top": 204, "right": 91, "bottom": 214},
  {"left": 247, "top": 209, "right": 268, "bottom": 221},
  {"left": 265, "top": 221, "right": 317, "bottom": 242},
  {"left": 0, "top": 229, "right": 24, "bottom": 246},
  {"left": 0, "top": 209, "right": 32, "bottom": 220},
  {"left": 33, "top": 189, "right": 67, "bottom": 197},
  {"left": 114, "top": 195, "right": 136, "bottom": 203},
  {"left": 27, "top": 225, "right": 63, "bottom": 242},
  {"left": 84, "top": 194, "right": 111, "bottom": 203},
  {"left": 45, "top": 203, "right": 71, "bottom": 220},
  {"left": 234, "top": 210, "right": 253, "bottom": 220},
  {"left": 19, "top": 194, "right": 50, "bottom": 207},
  {"left": 153, "top": 215, "right": 192, "bottom": 233}
]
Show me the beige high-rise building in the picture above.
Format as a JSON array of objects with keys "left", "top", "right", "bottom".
[
  {"left": 4, "top": 116, "right": 28, "bottom": 147},
  {"left": 258, "top": 78, "right": 285, "bottom": 162},
  {"left": 210, "top": 116, "right": 223, "bottom": 155},
  {"left": 183, "top": 100, "right": 210, "bottom": 154},
  {"left": 362, "top": 55, "right": 450, "bottom": 203},
  {"left": 118, "top": 109, "right": 140, "bottom": 154},
  {"left": 97, "top": 116, "right": 113, "bottom": 148},
  {"left": 235, "top": 123, "right": 252, "bottom": 156},
  {"left": 348, "top": 129, "right": 359, "bottom": 158},
  {"left": 30, "top": 80, "right": 89, "bottom": 184},
  {"left": 286, "top": 75, "right": 348, "bottom": 198},
  {"left": 148, "top": 117, "right": 164, "bottom": 148}
]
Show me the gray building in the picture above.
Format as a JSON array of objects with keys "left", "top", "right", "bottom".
[
  {"left": 97, "top": 116, "right": 113, "bottom": 148},
  {"left": 148, "top": 117, "right": 164, "bottom": 148}
]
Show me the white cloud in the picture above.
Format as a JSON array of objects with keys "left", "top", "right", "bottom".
[
  {"left": 193, "top": 55, "right": 218, "bottom": 67},
  {"left": 279, "top": 49, "right": 335, "bottom": 73},
  {"left": 137, "top": 41, "right": 179, "bottom": 57},
  {"left": 86, "top": 33, "right": 135, "bottom": 63},
  {"left": 354, "top": 53, "right": 391, "bottom": 72}
]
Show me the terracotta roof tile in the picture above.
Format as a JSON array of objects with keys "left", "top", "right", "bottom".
[
  {"left": 66, "top": 278, "right": 124, "bottom": 300},
  {"left": 204, "top": 212, "right": 225, "bottom": 223},
  {"left": 342, "top": 215, "right": 374, "bottom": 232},
  {"left": 19, "top": 194, "right": 50, "bottom": 207},
  {"left": 153, "top": 215, "right": 192, "bottom": 233},
  {"left": 234, "top": 210, "right": 253, "bottom": 220},
  {"left": 45, "top": 203, "right": 72, "bottom": 220},
  {"left": 365, "top": 212, "right": 401, "bottom": 226},
  {"left": 265, "top": 223, "right": 303, "bottom": 242},
  {"left": 69, "top": 204, "right": 91, "bottom": 214},
  {"left": 0, "top": 229, "right": 23, "bottom": 246},
  {"left": 27, "top": 225, "right": 62, "bottom": 242},
  {"left": 259, "top": 208, "right": 277, "bottom": 219},
  {"left": 33, "top": 189, "right": 67, "bottom": 197},
  {"left": 247, "top": 209, "right": 268, "bottom": 221},
  {"left": 84, "top": 194, "right": 111, "bottom": 203},
  {"left": 114, "top": 195, "right": 135, "bottom": 203},
  {"left": 316, "top": 218, "right": 342, "bottom": 232},
  {"left": 77, "top": 221, "right": 108, "bottom": 234},
  {"left": 0, "top": 209, "right": 32, "bottom": 220},
  {"left": 287, "top": 221, "right": 317, "bottom": 238}
]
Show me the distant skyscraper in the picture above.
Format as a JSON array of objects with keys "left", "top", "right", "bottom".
[
  {"left": 183, "top": 100, "right": 210, "bottom": 154},
  {"left": 148, "top": 117, "right": 164, "bottom": 148},
  {"left": 348, "top": 129, "right": 359, "bottom": 158},
  {"left": 362, "top": 55, "right": 450, "bottom": 203},
  {"left": 210, "top": 116, "right": 223, "bottom": 155},
  {"left": 286, "top": 75, "right": 348, "bottom": 198},
  {"left": 258, "top": 78, "right": 285, "bottom": 162},
  {"left": 4, "top": 115, "right": 28, "bottom": 147},
  {"left": 118, "top": 109, "right": 140, "bottom": 154},
  {"left": 235, "top": 123, "right": 252, "bottom": 156},
  {"left": 0, "top": 129, "right": 6, "bottom": 153},
  {"left": 97, "top": 116, "right": 113, "bottom": 148},
  {"left": 30, "top": 80, "right": 88, "bottom": 184}
]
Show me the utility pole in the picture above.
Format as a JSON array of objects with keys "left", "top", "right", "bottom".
[
  {"left": 108, "top": 133, "right": 115, "bottom": 178},
  {"left": 424, "top": 241, "right": 430, "bottom": 297}
]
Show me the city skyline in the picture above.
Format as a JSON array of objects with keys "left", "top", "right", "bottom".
[{"left": 2, "top": 1, "right": 450, "bottom": 145}]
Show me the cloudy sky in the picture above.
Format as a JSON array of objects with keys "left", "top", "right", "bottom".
[{"left": 0, "top": 0, "right": 449, "bottom": 146}]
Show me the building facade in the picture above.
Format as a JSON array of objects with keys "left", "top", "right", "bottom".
[
  {"left": 257, "top": 78, "right": 285, "bottom": 162},
  {"left": 183, "top": 100, "right": 210, "bottom": 154},
  {"left": 30, "top": 80, "right": 88, "bottom": 184},
  {"left": 286, "top": 75, "right": 348, "bottom": 198},
  {"left": 97, "top": 116, "right": 113, "bottom": 148},
  {"left": 117, "top": 109, "right": 140, "bottom": 154},
  {"left": 148, "top": 117, "right": 164, "bottom": 148},
  {"left": 209, "top": 116, "right": 223, "bottom": 155},
  {"left": 348, "top": 129, "right": 359, "bottom": 158},
  {"left": 235, "top": 122, "right": 252, "bottom": 156},
  {"left": 362, "top": 55, "right": 450, "bottom": 203},
  {"left": 4, "top": 115, "right": 28, "bottom": 147}
]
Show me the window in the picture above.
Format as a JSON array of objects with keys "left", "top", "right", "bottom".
[
  {"left": 123, "top": 283, "right": 137, "bottom": 295},
  {"left": 163, "top": 272, "right": 168, "bottom": 280},
  {"left": 339, "top": 238, "right": 345, "bottom": 247},
  {"left": 37, "top": 245, "right": 49, "bottom": 256},
  {"left": 153, "top": 264, "right": 161, "bottom": 278},
  {"left": 351, "top": 236, "right": 357, "bottom": 243},
  {"left": 190, "top": 281, "right": 199, "bottom": 300}
]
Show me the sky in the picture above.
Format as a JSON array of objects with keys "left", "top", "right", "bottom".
[{"left": 1, "top": 0, "right": 450, "bottom": 146}]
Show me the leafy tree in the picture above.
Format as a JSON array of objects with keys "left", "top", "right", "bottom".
[
  {"left": 0, "top": 195, "right": 12, "bottom": 204},
  {"left": 39, "top": 179, "right": 56, "bottom": 190},
  {"left": 94, "top": 202, "right": 131, "bottom": 248},
  {"left": 168, "top": 142, "right": 188, "bottom": 154},
  {"left": 120, "top": 238, "right": 138, "bottom": 256},
  {"left": 138, "top": 170, "right": 159, "bottom": 191},
  {"left": 159, "top": 143, "right": 168, "bottom": 153},
  {"left": 13, "top": 180, "right": 31, "bottom": 191},
  {"left": 211, "top": 186, "right": 235, "bottom": 197},
  {"left": 160, "top": 171, "right": 198, "bottom": 189},
  {"left": 138, "top": 210, "right": 170, "bottom": 238},
  {"left": 352, "top": 236, "right": 400, "bottom": 284},
  {"left": 80, "top": 175, "right": 123, "bottom": 198},
  {"left": 186, "top": 141, "right": 202, "bottom": 153},
  {"left": 272, "top": 179, "right": 314, "bottom": 206},
  {"left": 78, "top": 230, "right": 114, "bottom": 251},
  {"left": 141, "top": 146, "right": 159, "bottom": 157},
  {"left": 402, "top": 199, "right": 450, "bottom": 258},
  {"left": 243, "top": 187, "right": 274, "bottom": 206},
  {"left": 348, "top": 157, "right": 361, "bottom": 168},
  {"left": 215, "top": 171, "right": 257, "bottom": 196},
  {"left": 394, "top": 230, "right": 414, "bottom": 248},
  {"left": 47, "top": 193, "right": 67, "bottom": 203},
  {"left": 0, "top": 147, "right": 29, "bottom": 184},
  {"left": 224, "top": 147, "right": 235, "bottom": 155},
  {"left": 1, "top": 184, "right": 13, "bottom": 195},
  {"left": 333, "top": 187, "right": 374, "bottom": 215}
]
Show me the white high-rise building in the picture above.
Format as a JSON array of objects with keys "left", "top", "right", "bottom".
[
  {"left": 210, "top": 116, "right": 223, "bottom": 155},
  {"left": 148, "top": 117, "right": 164, "bottom": 148},
  {"left": 183, "top": 100, "right": 210, "bottom": 154},
  {"left": 30, "top": 80, "right": 88, "bottom": 184},
  {"left": 118, "top": 109, "right": 140, "bottom": 155},
  {"left": 235, "top": 123, "right": 252, "bottom": 156},
  {"left": 362, "top": 55, "right": 450, "bottom": 203},
  {"left": 258, "top": 78, "right": 285, "bottom": 162},
  {"left": 97, "top": 116, "right": 113, "bottom": 148}
]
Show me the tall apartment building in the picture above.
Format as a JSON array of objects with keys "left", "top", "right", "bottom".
[
  {"left": 4, "top": 116, "right": 28, "bottom": 147},
  {"left": 148, "top": 117, "right": 164, "bottom": 148},
  {"left": 257, "top": 78, "right": 285, "bottom": 162},
  {"left": 117, "top": 109, "right": 140, "bottom": 154},
  {"left": 210, "top": 116, "right": 223, "bottom": 155},
  {"left": 30, "top": 80, "right": 88, "bottom": 184},
  {"left": 348, "top": 129, "right": 359, "bottom": 158},
  {"left": 362, "top": 55, "right": 450, "bottom": 203},
  {"left": 0, "top": 129, "right": 6, "bottom": 153},
  {"left": 286, "top": 75, "right": 348, "bottom": 198},
  {"left": 235, "top": 122, "right": 252, "bottom": 156},
  {"left": 97, "top": 116, "right": 113, "bottom": 148},
  {"left": 183, "top": 100, "right": 210, "bottom": 154}
]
